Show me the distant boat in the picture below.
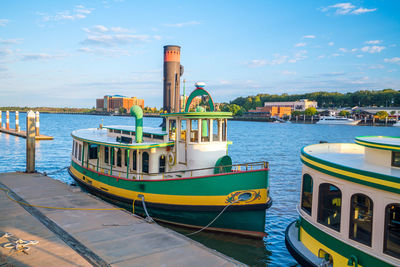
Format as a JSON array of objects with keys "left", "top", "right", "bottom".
[
  {"left": 316, "top": 116, "right": 360, "bottom": 125},
  {"left": 393, "top": 121, "right": 400, "bottom": 127}
]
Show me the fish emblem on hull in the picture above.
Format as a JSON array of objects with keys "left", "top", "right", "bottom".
[{"left": 225, "top": 190, "right": 261, "bottom": 204}]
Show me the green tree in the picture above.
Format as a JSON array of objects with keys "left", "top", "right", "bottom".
[
  {"left": 339, "top": 110, "right": 350, "bottom": 117},
  {"left": 291, "top": 110, "right": 302, "bottom": 116},
  {"left": 376, "top": 111, "right": 389, "bottom": 120},
  {"left": 118, "top": 107, "right": 127, "bottom": 114},
  {"left": 304, "top": 107, "right": 317, "bottom": 116}
]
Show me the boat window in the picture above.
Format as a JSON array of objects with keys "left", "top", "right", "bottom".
[
  {"left": 116, "top": 148, "right": 122, "bottom": 167},
  {"left": 222, "top": 119, "right": 227, "bottom": 141},
  {"left": 317, "top": 183, "right": 342, "bottom": 232},
  {"left": 124, "top": 150, "right": 128, "bottom": 166},
  {"left": 122, "top": 130, "right": 130, "bottom": 135},
  {"left": 142, "top": 152, "right": 149, "bottom": 173},
  {"left": 301, "top": 174, "right": 313, "bottom": 216},
  {"left": 392, "top": 152, "right": 400, "bottom": 168},
  {"left": 169, "top": 120, "right": 176, "bottom": 141},
  {"left": 75, "top": 142, "right": 78, "bottom": 159},
  {"left": 72, "top": 141, "right": 75, "bottom": 156},
  {"left": 104, "top": 147, "right": 109, "bottom": 164},
  {"left": 384, "top": 203, "right": 400, "bottom": 259},
  {"left": 190, "top": 119, "right": 199, "bottom": 142},
  {"left": 132, "top": 150, "right": 137, "bottom": 171},
  {"left": 349, "top": 194, "right": 373, "bottom": 246},
  {"left": 89, "top": 145, "right": 98, "bottom": 160},
  {"left": 180, "top": 120, "right": 187, "bottom": 141},
  {"left": 213, "top": 119, "right": 219, "bottom": 141},
  {"left": 78, "top": 144, "right": 82, "bottom": 161},
  {"left": 201, "top": 119, "right": 210, "bottom": 142},
  {"left": 159, "top": 155, "right": 166, "bottom": 173},
  {"left": 114, "top": 130, "right": 121, "bottom": 134}
]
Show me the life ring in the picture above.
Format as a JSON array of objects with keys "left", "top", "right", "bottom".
[{"left": 168, "top": 152, "right": 176, "bottom": 167}]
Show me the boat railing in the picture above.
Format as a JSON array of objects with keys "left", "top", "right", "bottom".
[{"left": 83, "top": 161, "right": 269, "bottom": 180}]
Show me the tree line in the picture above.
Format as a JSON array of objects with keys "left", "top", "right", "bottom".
[{"left": 221, "top": 89, "right": 400, "bottom": 116}]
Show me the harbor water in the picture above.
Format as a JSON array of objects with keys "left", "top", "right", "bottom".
[{"left": 0, "top": 112, "right": 398, "bottom": 266}]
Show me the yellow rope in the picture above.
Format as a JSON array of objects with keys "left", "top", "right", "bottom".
[{"left": 0, "top": 187, "right": 124, "bottom": 211}]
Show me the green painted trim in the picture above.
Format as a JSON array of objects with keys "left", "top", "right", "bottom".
[
  {"left": 161, "top": 111, "right": 232, "bottom": 119},
  {"left": 71, "top": 160, "right": 269, "bottom": 196},
  {"left": 184, "top": 88, "right": 215, "bottom": 112},
  {"left": 71, "top": 133, "right": 174, "bottom": 149},
  {"left": 300, "top": 217, "right": 393, "bottom": 267},
  {"left": 103, "top": 126, "right": 166, "bottom": 136},
  {"left": 354, "top": 136, "right": 400, "bottom": 152},
  {"left": 301, "top": 146, "right": 400, "bottom": 191}
]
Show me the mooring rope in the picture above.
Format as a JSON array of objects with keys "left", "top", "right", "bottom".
[
  {"left": 139, "top": 195, "right": 240, "bottom": 236},
  {"left": 1, "top": 232, "right": 39, "bottom": 255},
  {"left": 42, "top": 166, "right": 69, "bottom": 176}
]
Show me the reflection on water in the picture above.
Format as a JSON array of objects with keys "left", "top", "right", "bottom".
[{"left": 0, "top": 113, "right": 398, "bottom": 266}]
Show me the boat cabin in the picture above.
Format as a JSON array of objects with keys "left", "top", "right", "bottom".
[{"left": 298, "top": 136, "right": 400, "bottom": 266}]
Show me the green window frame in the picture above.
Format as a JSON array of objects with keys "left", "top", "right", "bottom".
[
  {"left": 349, "top": 194, "right": 373, "bottom": 246},
  {"left": 317, "top": 183, "right": 342, "bottom": 232},
  {"left": 301, "top": 174, "right": 313, "bottom": 216}
]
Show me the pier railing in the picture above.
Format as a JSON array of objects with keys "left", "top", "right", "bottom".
[{"left": 83, "top": 160, "right": 268, "bottom": 180}]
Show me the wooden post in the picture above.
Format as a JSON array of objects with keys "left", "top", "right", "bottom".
[
  {"left": 15, "top": 111, "right": 19, "bottom": 131},
  {"left": 26, "top": 111, "right": 36, "bottom": 173},
  {"left": 6, "top": 110, "right": 9, "bottom": 130},
  {"left": 35, "top": 111, "right": 40, "bottom": 136}
]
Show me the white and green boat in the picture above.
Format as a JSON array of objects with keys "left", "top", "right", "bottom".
[{"left": 286, "top": 136, "right": 400, "bottom": 266}]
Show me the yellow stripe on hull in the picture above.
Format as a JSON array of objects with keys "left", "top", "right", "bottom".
[
  {"left": 300, "top": 226, "right": 363, "bottom": 267},
  {"left": 70, "top": 165, "right": 269, "bottom": 206}
]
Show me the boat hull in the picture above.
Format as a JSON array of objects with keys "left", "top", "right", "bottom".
[{"left": 69, "top": 160, "right": 271, "bottom": 238}]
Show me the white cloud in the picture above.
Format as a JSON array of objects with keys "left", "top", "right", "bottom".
[
  {"left": 328, "top": 42, "right": 334, "bottom": 46},
  {"left": 294, "top": 42, "right": 306, "bottom": 47},
  {"left": 246, "top": 59, "right": 267, "bottom": 67},
  {"left": 361, "top": 45, "right": 386, "bottom": 53},
  {"left": 163, "top": 21, "right": 200, "bottom": 28},
  {"left": 356, "top": 54, "right": 364, "bottom": 58},
  {"left": 318, "top": 55, "right": 326, "bottom": 59},
  {"left": 322, "top": 3, "right": 377, "bottom": 15},
  {"left": 351, "top": 76, "right": 369, "bottom": 84},
  {"left": 83, "top": 25, "right": 132, "bottom": 34},
  {"left": 352, "top": 8, "right": 377, "bottom": 14},
  {"left": 0, "top": 19, "right": 9, "bottom": 26},
  {"left": 21, "top": 53, "right": 62, "bottom": 61},
  {"left": 282, "top": 70, "right": 297, "bottom": 75},
  {"left": 302, "top": 35, "right": 316, "bottom": 39},
  {"left": 77, "top": 47, "right": 130, "bottom": 57},
  {"left": 0, "top": 38, "right": 22, "bottom": 45},
  {"left": 369, "top": 64, "right": 384, "bottom": 69},
  {"left": 384, "top": 57, "right": 400, "bottom": 64},
  {"left": 339, "top": 48, "right": 347, "bottom": 53},
  {"left": 289, "top": 50, "right": 307, "bottom": 63},
  {"left": 365, "top": 40, "right": 382, "bottom": 44},
  {"left": 39, "top": 5, "right": 92, "bottom": 22},
  {"left": 81, "top": 34, "right": 150, "bottom": 47}
]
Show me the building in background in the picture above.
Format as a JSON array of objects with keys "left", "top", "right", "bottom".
[
  {"left": 248, "top": 106, "right": 292, "bottom": 118},
  {"left": 96, "top": 95, "right": 144, "bottom": 113},
  {"left": 263, "top": 99, "right": 317, "bottom": 111},
  {"left": 179, "top": 95, "right": 202, "bottom": 111}
]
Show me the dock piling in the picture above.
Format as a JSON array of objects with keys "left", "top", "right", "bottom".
[
  {"left": 35, "top": 111, "right": 40, "bottom": 136},
  {"left": 26, "top": 111, "right": 36, "bottom": 173},
  {"left": 6, "top": 110, "right": 9, "bottom": 130},
  {"left": 15, "top": 111, "right": 19, "bottom": 131}
]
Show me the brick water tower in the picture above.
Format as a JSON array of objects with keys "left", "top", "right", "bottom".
[{"left": 163, "top": 45, "right": 184, "bottom": 113}]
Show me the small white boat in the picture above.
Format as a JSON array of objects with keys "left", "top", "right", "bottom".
[
  {"left": 393, "top": 121, "right": 400, "bottom": 127},
  {"left": 316, "top": 116, "right": 360, "bottom": 125}
]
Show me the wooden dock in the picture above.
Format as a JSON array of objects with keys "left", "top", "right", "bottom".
[
  {"left": 0, "top": 172, "right": 243, "bottom": 266},
  {"left": 0, "top": 128, "right": 53, "bottom": 140}
]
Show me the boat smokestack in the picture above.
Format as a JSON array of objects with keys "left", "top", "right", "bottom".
[{"left": 163, "top": 45, "right": 183, "bottom": 113}]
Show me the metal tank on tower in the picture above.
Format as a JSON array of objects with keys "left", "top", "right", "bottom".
[{"left": 163, "top": 45, "right": 184, "bottom": 113}]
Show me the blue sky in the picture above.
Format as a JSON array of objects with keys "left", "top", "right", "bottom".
[{"left": 0, "top": 0, "right": 399, "bottom": 108}]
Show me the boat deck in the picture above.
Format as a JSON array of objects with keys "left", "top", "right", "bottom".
[
  {"left": 303, "top": 143, "right": 400, "bottom": 178},
  {"left": 0, "top": 172, "right": 242, "bottom": 266}
]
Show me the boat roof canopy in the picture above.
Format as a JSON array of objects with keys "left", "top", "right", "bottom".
[
  {"left": 104, "top": 125, "right": 166, "bottom": 136},
  {"left": 355, "top": 136, "right": 400, "bottom": 152}
]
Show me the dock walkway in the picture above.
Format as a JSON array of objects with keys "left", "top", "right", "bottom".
[
  {"left": 0, "top": 128, "right": 53, "bottom": 140},
  {"left": 0, "top": 172, "right": 242, "bottom": 266}
]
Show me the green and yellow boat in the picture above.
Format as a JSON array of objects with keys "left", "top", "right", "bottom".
[
  {"left": 68, "top": 83, "right": 271, "bottom": 238},
  {"left": 286, "top": 136, "right": 400, "bottom": 266}
]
